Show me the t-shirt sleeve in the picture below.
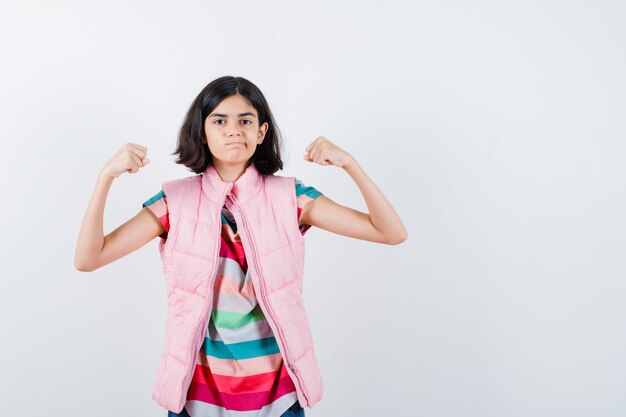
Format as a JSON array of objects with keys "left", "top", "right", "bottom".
[
  {"left": 295, "top": 179, "right": 323, "bottom": 236},
  {"left": 142, "top": 190, "right": 169, "bottom": 240}
]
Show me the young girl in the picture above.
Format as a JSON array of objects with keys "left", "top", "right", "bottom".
[{"left": 75, "top": 76, "right": 407, "bottom": 417}]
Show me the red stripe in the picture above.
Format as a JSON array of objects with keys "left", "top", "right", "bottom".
[
  {"left": 160, "top": 214, "right": 170, "bottom": 233},
  {"left": 219, "top": 237, "right": 247, "bottom": 272},
  {"left": 187, "top": 373, "right": 296, "bottom": 411},
  {"left": 296, "top": 207, "right": 303, "bottom": 222},
  {"left": 191, "top": 363, "right": 290, "bottom": 393}
]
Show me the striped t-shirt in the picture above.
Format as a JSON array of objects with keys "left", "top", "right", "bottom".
[{"left": 143, "top": 179, "right": 322, "bottom": 417}]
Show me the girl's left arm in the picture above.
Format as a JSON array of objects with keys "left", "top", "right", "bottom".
[{"left": 299, "top": 136, "right": 408, "bottom": 245}]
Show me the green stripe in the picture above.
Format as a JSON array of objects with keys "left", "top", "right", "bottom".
[
  {"left": 211, "top": 304, "right": 266, "bottom": 329},
  {"left": 204, "top": 336, "right": 280, "bottom": 359},
  {"left": 295, "top": 182, "right": 322, "bottom": 199},
  {"left": 143, "top": 190, "right": 165, "bottom": 207},
  {"left": 221, "top": 212, "right": 237, "bottom": 233}
]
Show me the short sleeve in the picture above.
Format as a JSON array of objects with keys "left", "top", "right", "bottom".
[
  {"left": 295, "top": 179, "right": 323, "bottom": 236},
  {"left": 142, "top": 190, "right": 169, "bottom": 240}
]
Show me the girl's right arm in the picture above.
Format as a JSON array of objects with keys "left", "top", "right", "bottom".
[{"left": 74, "top": 143, "right": 165, "bottom": 272}]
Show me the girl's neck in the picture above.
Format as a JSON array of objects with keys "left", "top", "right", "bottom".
[{"left": 213, "top": 161, "right": 249, "bottom": 183}]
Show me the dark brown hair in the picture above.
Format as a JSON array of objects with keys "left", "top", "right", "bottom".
[{"left": 172, "top": 75, "right": 284, "bottom": 175}]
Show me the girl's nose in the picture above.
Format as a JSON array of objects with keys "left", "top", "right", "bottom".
[{"left": 228, "top": 126, "right": 241, "bottom": 136}]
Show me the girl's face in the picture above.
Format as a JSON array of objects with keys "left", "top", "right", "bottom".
[{"left": 204, "top": 94, "right": 268, "bottom": 171}]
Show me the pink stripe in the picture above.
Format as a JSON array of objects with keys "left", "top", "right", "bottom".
[
  {"left": 296, "top": 194, "right": 313, "bottom": 210},
  {"left": 196, "top": 352, "right": 284, "bottom": 377},
  {"left": 145, "top": 200, "right": 170, "bottom": 232},
  {"left": 147, "top": 198, "right": 168, "bottom": 218},
  {"left": 212, "top": 273, "right": 255, "bottom": 298}
]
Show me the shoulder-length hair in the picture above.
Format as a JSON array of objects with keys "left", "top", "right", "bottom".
[{"left": 172, "top": 75, "right": 284, "bottom": 175}]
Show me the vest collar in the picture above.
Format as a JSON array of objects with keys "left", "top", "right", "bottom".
[{"left": 201, "top": 162, "right": 263, "bottom": 203}]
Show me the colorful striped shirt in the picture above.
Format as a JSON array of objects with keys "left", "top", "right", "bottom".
[{"left": 143, "top": 179, "right": 322, "bottom": 417}]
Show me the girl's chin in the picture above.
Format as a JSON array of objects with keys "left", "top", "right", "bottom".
[{"left": 215, "top": 157, "right": 251, "bottom": 167}]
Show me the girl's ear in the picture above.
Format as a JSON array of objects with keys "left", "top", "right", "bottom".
[{"left": 258, "top": 122, "right": 269, "bottom": 144}]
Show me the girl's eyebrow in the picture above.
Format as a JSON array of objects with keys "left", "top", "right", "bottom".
[{"left": 209, "top": 112, "right": 257, "bottom": 118}]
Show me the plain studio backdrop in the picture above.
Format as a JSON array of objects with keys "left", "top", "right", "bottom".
[{"left": 1, "top": 1, "right": 625, "bottom": 416}]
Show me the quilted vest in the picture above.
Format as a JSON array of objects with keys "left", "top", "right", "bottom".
[{"left": 150, "top": 163, "right": 324, "bottom": 413}]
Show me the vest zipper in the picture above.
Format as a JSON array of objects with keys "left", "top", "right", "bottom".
[
  {"left": 179, "top": 186, "right": 232, "bottom": 408},
  {"left": 228, "top": 194, "right": 311, "bottom": 407}
]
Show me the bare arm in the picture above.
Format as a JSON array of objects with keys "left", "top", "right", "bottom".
[
  {"left": 74, "top": 143, "right": 164, "bottom": 271},
  {"left": 300, "top": 137, "right": 408, "bottom": 245}
]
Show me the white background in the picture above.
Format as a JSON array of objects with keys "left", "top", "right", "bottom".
[{"left": 1, "top": 1, "right": 625, "bottom": 416}]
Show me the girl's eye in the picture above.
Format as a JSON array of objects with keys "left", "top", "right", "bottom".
[{"left": 213, "top": 119, "right": 252, "bottom": 125}]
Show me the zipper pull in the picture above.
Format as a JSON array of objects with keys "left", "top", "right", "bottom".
[{"left": 288, "top": 363, "right": 297, "bottom": 374}]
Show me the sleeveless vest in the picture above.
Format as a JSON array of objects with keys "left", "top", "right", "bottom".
[{"left": 150, "top": 163, "right": 324, "bottom": 413}]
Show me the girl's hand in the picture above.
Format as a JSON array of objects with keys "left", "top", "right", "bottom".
[
  {"left": 303, "top": 136, "right": 354, "bottom": 169},
  {"left": 100, "top": 143, "right": 150, "bottom": 179}
]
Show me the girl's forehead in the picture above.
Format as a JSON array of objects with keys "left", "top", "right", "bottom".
[
  {"left": 210, "top": 95, "right": 258, "bottom": 118},
  {"left": 217, "top": 94, "right": 253, "bottom": 109}
]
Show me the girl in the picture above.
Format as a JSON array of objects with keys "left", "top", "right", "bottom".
[{"left": 75, "top": 76, "right": 407, "bottom": 417}]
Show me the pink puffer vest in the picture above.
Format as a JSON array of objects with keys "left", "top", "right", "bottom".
[{"left": 151, "top": 163, "right": 324, "bottom": 413}]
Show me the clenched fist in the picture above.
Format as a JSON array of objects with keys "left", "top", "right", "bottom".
[
  {"left": 303, "top": 136, "right": 354, "bottom": 169},
  {"left": 100, "top": 143, "right": 150, "bottom": 179}
]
